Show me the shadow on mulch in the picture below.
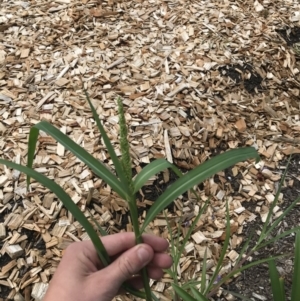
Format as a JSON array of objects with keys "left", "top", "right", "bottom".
[
  {"left": 223, "top": 155, "right": 300, "bottom": 301},
  {"left": 276, "top": 26, "right": 300, "bottom": 46},
  {"left": 219, "top": 63, "right": 263, "bottom": 93}
]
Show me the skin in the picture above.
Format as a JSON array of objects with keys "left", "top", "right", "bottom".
[{"left": 43, "top": 232, "right": 173, "bottom": 301}]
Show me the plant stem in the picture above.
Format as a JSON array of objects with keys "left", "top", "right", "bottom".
[{"left": 128, "top": 199, "right": 152, "bottom": 301}]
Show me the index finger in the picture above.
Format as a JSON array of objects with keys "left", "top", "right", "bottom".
[{"left": 81, "top": 232, "right": 169, "bottom": 257}]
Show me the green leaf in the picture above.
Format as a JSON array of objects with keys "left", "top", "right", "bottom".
[
  {"left": 181, "top": 280, "right": 202, "bottom": 291},
  {"left": 141, "top": 147, "right": 259, "bottom": 232},
  {"left": 88, "top": 209, "right": 108, "bottom": 237},
  {"left": 205, "top": 202, "right": 231, "bottom": 294},
  {"left": 263, "top": 195, "right": 300, "bottom": 244},
  {"left": 257, "top": 155, "right": 292, "bottom": 246},
  {"left": 133, "top": 159, "right": 183, "bottom": 194},
  {"left": 1, "top": 160, "right": 149, "bottom": 300},
  {"left": 201, "top": 248, "right": 207, "bottom": 293},
  {"left": 84, "top": 91, "right": 130, "bottom": 193},
  {"left": 27, "top": 121, "right": 128, "bottom": 200},
  {"left": 268, "top": 259, "right": 286, "bottom": 301},
  {"left": 190, "top": 286, "right": 210, "bottom": 301},
  {"left": 171, "top": 284, "right": 197, "bottom": 301},
  {"left": 164, "top": 211, "right": 178, "bottom": 283},
  {"left": 26, "top": 127, "right": 39, "bottom": 187},
  {"left": 86, "top": 93, "right": 151, "bottom": 301},
  {"left": 291, "top": 231, "right": 300, "bottom": 301},
  {"left": 210, "top": 254, "right": 287, "bottom": 295},
  {"left": 176, "top": 200, "right": 209, "bottom": 267},
  {"left": 257, "top": 226, "right": 300, "bottom": 251},
  {"left": 0, "top": 159, "right": 111, "bottom": 266},
  {"left": 221, "top": 289, "right": 254, "bottom": 301},
  {"left": 235, "top": 230, "right": 254, "bottom": 266}
]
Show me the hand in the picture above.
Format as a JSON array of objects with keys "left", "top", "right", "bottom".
[{"left": 43, "top": 232, "right": 173, "bottom": 301}]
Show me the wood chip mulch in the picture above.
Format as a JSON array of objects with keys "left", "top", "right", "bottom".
[{"left": 1, "top": 0, "right": 300, "bottom": 300}]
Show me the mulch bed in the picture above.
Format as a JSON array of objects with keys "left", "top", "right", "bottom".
[{"left": 1, "top": 0, "right": 300, "bottom": 300}]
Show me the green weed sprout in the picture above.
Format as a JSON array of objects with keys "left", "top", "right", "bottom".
[
  {"left": 166, "top": 157, "right": 300, "bottom": 300},
  {"left": 268, "top": 230, "right": 300, "bottom": 301},
  {"left": 0, "top": 91, "right": 259, "bottom": 301}
]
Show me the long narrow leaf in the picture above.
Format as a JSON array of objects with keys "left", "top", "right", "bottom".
[
  {"left": 268, "top": 260, "right": 285, "bottom": 301},
  {"left": 84, "top": 91, "right": 129, "bottom": 191},
  {"left": 26, "top": 127, "right": 39, "bottom": 187},
  {"left": 291, "top": 231, "right": 300, "bottom": 301},
  {"left": 263, "top": 195, "right": 300, "bottom": 243},
  {"left": 201, "top": 248, "right": 207, "bottom": 293},
  {"left": 205, "top": 202, "right": 231, "bottom": 294},
  {"left": 133, "top": 159, "right": 183, "bottom": 194},
  {"left": 181, "top": 280, "right": 202, "bottom": 290},
  {"left": 176, "top": 200, "right": 209, "bottom": 266},
  {"left": 164, "top": 211, "right": 177, "bottom": 282},
  {"left": 1, "top": 160, "right": 111, "bottom": 266},
  {"left": 257, "top": 155, "right": 292, "bottom": 246},
  {"left": 257, "top": 226, "right": 300, "bottom": 251},
  {"left": 1, "top": 160, "right": 149, "bottom": 299},
  {"left": 171, "top": 284, "right": 198, "bottom": 301},
  {"left": 27, "top": 121, "right": 128, "bottom": 199},
  {"left": 208, "top": 253, "right": 288, "bottom": 297},
  {"left": 222, "top": 289, "right": 254, "bottom": 301},
  {"left": 190, "top": 286, "right": 210, "bottom": 301},
  {"left": 141, "top": 147, "right": 259, "bottom": 232},
  {"left": 88, "top": 210, "right": 108, "bottom": 237},
  {"left": 235, "top": 230, "right": 254, "bottom": 266}
]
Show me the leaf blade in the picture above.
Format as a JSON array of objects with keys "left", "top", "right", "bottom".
[
  {"left": 27, "top": 127, "right": 39, "bottom": 187},
  {"left": 141, "top": 147, "right": 259, "bottom": 232},
  {"left": 190, "top": 286, "right": 210, "bottom": 301},
  {"left": 268, "top": 259, "right": 285, "bottom": 301},
  {"left": 291, "top": 231, "right": 300, "bottom": 301},
  {"left": 1, "top": 159, "right": 149, "bottom": 299},
  {"left": 28, "top": 121, "right": 128, "bottom": 199},
  {"left": 84, "top": 91, "right": 129, "bottom": 192},
  {"left": 205, "top": 202, "right": 231, "bottom": 294},
  {"left": 133, "top": 159, "right": 183, "bottom": 194},
  {"left": 171, "top": 284, "right": 198, "bottom": 301},
  {"left": 0, "top": 159, "right": 111, "bottom": 266}
]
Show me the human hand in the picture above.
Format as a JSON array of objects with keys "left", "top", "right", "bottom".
[{"left": 43, "top": 232, "right": 172, "bottom": 301}]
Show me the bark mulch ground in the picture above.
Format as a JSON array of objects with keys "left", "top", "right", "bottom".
[{"left": 1, "top": 0, "right": 300, "bottom": 300}]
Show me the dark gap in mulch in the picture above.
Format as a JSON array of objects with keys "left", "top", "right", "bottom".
[
  {"left": 214, "top": 166, "right": 243, "bottom": 194},
  {"left": 20, "top": 228, "right": 46, "bottom": 254},
  {"left": 276, "top": 26, "right": 300, "bottom": 46},
  {"left": 0, "top": 254, "right": 13, "bottom": 299},
  {"left": 0, "top": 198, "right": 24, "bottom": 223},
  {"left": 0, "top": 284, "right": 10, "bottom": 300},
  {"left": 219, "top": 63, "right": 263, "bottom": 93}
]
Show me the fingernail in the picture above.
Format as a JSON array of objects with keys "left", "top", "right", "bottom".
[{"left": 137, "top": 246, "right": 151, "bottom": 262}]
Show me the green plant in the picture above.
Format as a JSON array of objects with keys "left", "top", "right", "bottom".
[
  {"left": 0, "top": 91, "right": 259, "bottom": 300},
  {"left": 165, "top": 157, "right": 300, "bottom": 300},
  {"left": 268, "top": 230, "right": 300, "bottom": 301}
]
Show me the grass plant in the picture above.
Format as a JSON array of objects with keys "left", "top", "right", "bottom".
[{"left": 0, "top": 92, "right": 260, "bottom": 300}]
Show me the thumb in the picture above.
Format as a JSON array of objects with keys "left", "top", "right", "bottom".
[{"left": 106, "top": 244, "right": 153, "bottom": 285}]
